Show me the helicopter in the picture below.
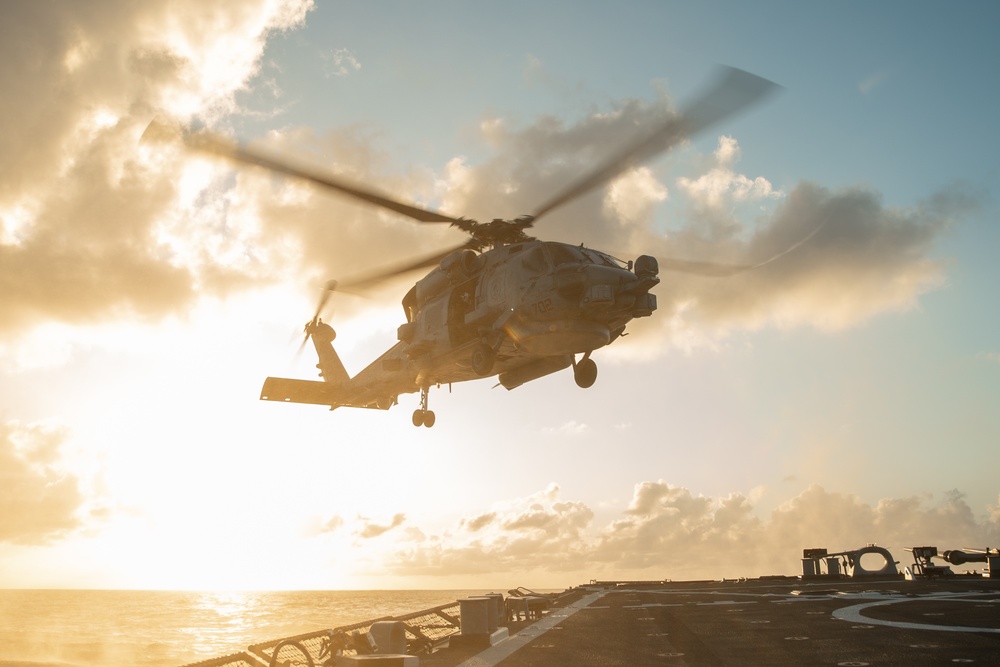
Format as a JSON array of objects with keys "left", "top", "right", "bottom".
[{"left": 146, "top": 66, "right": 793, "bottom": 427}]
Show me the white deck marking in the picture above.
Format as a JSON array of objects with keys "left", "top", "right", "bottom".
[
  {"left": 454, "top": 591, "right": 607, "bottom": 667},
  {"left": 832, "top": 594, "right": 1000, "bottom": 634}
]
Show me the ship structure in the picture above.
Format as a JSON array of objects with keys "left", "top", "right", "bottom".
[{"left": 182, "top": 544, "right": 1000, "bottom": 666}]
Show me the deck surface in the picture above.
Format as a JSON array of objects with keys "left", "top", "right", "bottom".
[{"left": 422, "top": 577, "right": 1000, "bottom": 666}]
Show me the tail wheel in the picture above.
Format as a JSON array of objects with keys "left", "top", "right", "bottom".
[
  {"left": 470, "top": 343, "right": 496, "bottom": 376},
  {"left": 574, "top": 358, "right": 598, "bottom": 388}
]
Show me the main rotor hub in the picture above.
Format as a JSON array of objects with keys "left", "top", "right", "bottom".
[{"left": 452, "top": 215, "right": 536, "bottom": 250}]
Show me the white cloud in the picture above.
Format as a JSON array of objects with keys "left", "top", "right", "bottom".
[
  {"left": 355, "top": 513, "right": 406, "bottom": 539},
  {"left": 603, "top": 166, "right": 668, "bottom": 226},
  {"left": 0, "top": 0, "right": 313, "bottom": 332},
  {"left": 0, "top": 421, "right": 83, "bottom": 544},
  {"left": 675, "top": 135, "right": 782, "bottom": 209},
  {"left": 381, "top": 481, "right": 1000, "bottom": 583},
  {"left": 323, "top": 47, "right": 361, "bottom": 78}
]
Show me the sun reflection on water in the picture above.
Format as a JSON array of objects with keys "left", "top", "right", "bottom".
[{"left": 180, "top": 591, "right": 269, "bottom": 656}]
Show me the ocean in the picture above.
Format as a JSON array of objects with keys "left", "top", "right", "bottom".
[{"left": 0, "top": 589, "right": 496, "bottom": 667}]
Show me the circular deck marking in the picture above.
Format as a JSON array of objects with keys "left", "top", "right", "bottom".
[
  {"left": 784, "top": 636, "right": 809, "bottom": 641},
  {"left": 647, "top": 632, "right": 670, "bottom": 637},
  {"left": 833, "top": 597, "right": 1000, "bottom": 634},
  {"left": 657, "top": 652, "right": 685, "bottom": 658},
  {"left": 637, "top": 616, "right": 656, "bottom": 620},
  {"left": 749, "top": 620, "right": 771, "bottom": 624},
  {"left": 837, "top": 662, "right": 870, "bottom": 666},
  {"left": 807, "top": 611, "right": 826, "bottom": 615},
  {"left": 909, "top": 644, "right": 940, "bottom": 648},
  {"left": 951, "top": 660, "right": 974, "bottom": 663},
  {"left": 851, "top": 625, "right": 874, "bottom": 629}
]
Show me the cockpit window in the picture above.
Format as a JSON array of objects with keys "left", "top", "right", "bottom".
[
  {"left": 544, "top": 242, "right": 621, "bottom": 268},
  {"left": 521, "top": 245, "right": 548, "bottom": 274},
  {"left": 546, "top": 243, "right": 585, "bottom": 266},
  {"left": 581, "top": 248, "right": 620, "bottom": 267}
]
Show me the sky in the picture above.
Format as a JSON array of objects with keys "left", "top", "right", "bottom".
[{"left": 1, "top": 0, "right": 998, "bottom": 590}]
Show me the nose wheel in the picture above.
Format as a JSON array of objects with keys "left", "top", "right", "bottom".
[{"left": 412, "top": 386, "right": 436, "bottom": 427}]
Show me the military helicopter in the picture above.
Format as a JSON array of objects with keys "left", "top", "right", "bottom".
[{"left": 148, "top": 67, "right": 792, "bottom": 427}]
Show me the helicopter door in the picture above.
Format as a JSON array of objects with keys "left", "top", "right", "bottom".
[{"left": 447, "top": 276, "right": 479, "bottom": 345}]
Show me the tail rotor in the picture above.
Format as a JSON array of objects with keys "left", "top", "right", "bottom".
[{"left": 298, "top": 280, "right": 339, "bottom": 355}]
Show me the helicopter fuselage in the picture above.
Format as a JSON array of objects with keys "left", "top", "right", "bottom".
[{"left": 259, "top": 240, "right": 660, "bottom": 424}]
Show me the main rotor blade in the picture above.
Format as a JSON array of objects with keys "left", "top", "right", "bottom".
[
  {"left": 532, "top": 66, "right": 781, "bottom": 221},
  {"left": 658, "top": 216, "right": 829, "bottom": 277},
  {"left": 657, "top": 257, "right": 754, "bottom": 277},
  {"left": 333, "top": 241, "right": 475, "bottom": 293},
  {"left": 143, "top": 119, "right": 461, "bottom": 225}
]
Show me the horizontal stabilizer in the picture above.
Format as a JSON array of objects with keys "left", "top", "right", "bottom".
[
  {"left": 260, "top": 377, "right": 339, "bottom": 406},
  {"left": 259, "top": 377, "right": 390, "bottom": 410}
]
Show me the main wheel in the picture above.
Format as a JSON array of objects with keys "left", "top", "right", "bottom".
[
  {"left": 423, "top": 410, "right": 436, "bottom": 428},
  {"left": 412, "top": 410, "right": 424, "bottom": 427},
  {"left": 470, "top": 344, "right": 495, "bottom": 376},
  {"left": 574, "top": 358, "right": 598, "bottom": 388}
]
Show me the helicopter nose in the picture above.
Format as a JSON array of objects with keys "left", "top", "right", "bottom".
[
  {"left": 575, "top": 264, "right": 658, "bottom": 318},
  {"left": 578, "top": 265, "right": 637, "bottom": 306}
]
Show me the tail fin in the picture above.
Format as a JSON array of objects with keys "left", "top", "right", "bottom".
[{"left": 308, "top": 321, "right": 350, "bottom": 384}]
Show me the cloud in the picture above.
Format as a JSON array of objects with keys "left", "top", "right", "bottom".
[
  {"left": 460, "top": 512, "right": 497, "bottom": 532},
  {"left": 654, "top": 181, "right": 952, "bottom": 334},
  {"left": 323, "top": 48, "right": 361, "bottom": 78},
  {"left": 0, "top": 0, "right": 313, "bottom": 333},
  {"left": 310, "top": 514, "right": 344, "bottom": 535},
  {"left": 355, "top": 512, "right": 406, "bottom": 539},
  {"left": 382, "top": 481, "right": 1000, "bottom": 582},
  {"left": 675, "top": 135, "right": 782, "bottom": 210},
  {"left": 0, "top": 421, "right": 84, "bottom": 544}
]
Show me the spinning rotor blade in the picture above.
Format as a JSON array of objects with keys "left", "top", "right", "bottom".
[
  {"left": 657, "top": 216, "right": 830, "bottom": 276},
  {"left": 333, "top": 242, "right": 475, "bottom": 293},
  {"left": 143, "top": 119, "right": 461, "bottom": 225},
  {"left": 311, "top": 284, "right": 335, "bottom": 323},
  {"left": 532, "top": 66, "right": 780, "bottom": 221},
  {"left": 297, "top": 285, "right": 336, "bottom": 354},
  {"left": 656, "top": 257, "right": 754, "bottom": 277},
  {"left": 294, "top": 241, "right": 469, "bottom": 354}
]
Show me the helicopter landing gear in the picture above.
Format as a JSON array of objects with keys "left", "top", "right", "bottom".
[
  {"left": 573, "top": 354, "right": 598, "bottom": 389},
  {"left": 412, "top": 386, "right": 435, "bottom": 427},
  {"left": 470, "top": 343, "right": 496, "bottom": 377}
]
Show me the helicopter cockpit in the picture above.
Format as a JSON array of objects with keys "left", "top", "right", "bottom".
[{"left": 544, "top": 242, "right": 621, "bottom": 269}]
